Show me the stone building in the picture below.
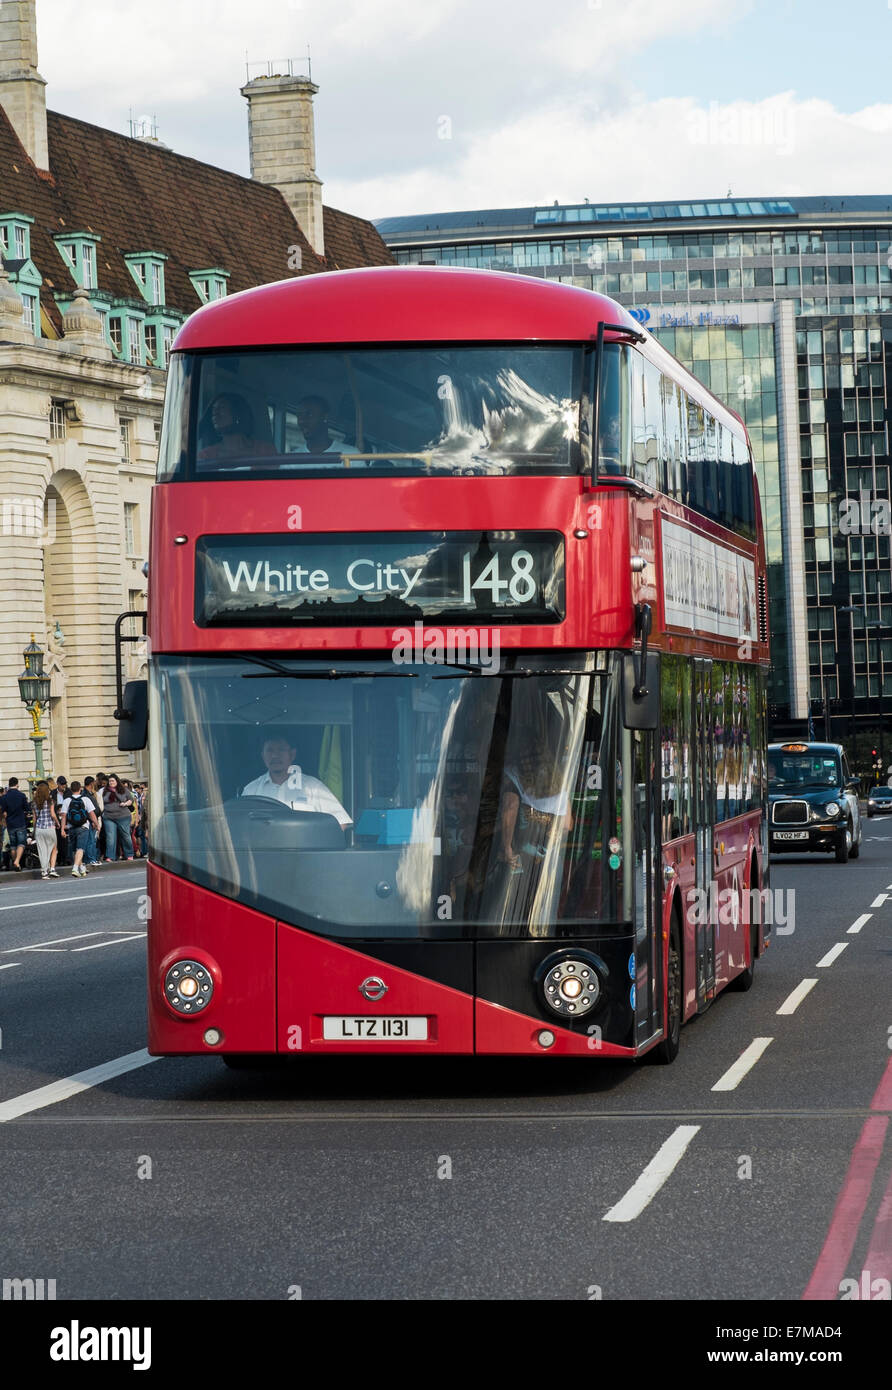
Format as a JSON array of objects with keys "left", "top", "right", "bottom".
[{"left": 0, "top": 1, "right": 391, "bottom": 784}]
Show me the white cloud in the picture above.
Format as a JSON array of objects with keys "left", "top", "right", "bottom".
[
  {"left": 26, "top": 0, "right": 892, "bottom": 223},
  {"left": 326, "top": 94, "right": 892, "bottom": 219},
  {"left": 541, "top": 0, "right": 744, "bottom": 73}
]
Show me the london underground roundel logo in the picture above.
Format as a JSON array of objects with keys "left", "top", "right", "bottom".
[{"left": 629, "top": 307, "right": 650, "bottom": 324}]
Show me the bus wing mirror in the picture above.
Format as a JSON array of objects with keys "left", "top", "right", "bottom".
[
  {"left": 116, "top": 679, "right": 148, "bottom": 751},
  {"left": 622, "top": 652, "right": 659, "bottom": 730}
]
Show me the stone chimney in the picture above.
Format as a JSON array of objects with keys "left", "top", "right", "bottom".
[
  {"left": 0, "top": 0, "right": 49, "bottom": 171},
  {"left": 240, "top": 65, "right": 324, "bottom": 257}
]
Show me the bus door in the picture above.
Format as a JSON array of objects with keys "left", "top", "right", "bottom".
[
  {"left": 626, "top": 724, "right": 663, "bottom": 1047},
  {"left": 693, "top": 658, "right": 716, "bottom": 1010}
]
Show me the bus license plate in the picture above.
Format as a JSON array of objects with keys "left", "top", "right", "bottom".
[
  {"left": 773, "top": 831, "right": 809, "bottom": 841},
  {"left": 322, "top": 1016, "right": 428, "bottom": 1041}
]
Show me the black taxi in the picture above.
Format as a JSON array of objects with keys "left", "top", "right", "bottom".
[{"left": 768, "top": 742, "right": 862, "bottom": 863}]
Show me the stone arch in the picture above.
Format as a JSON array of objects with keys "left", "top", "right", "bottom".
[{"left": 43, "top": 468, "right": 101, "bottom": 777}]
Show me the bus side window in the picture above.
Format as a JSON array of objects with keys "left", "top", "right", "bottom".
[
  {"left": 685, "top": 398, "right": 705, "bottom": 511},
  {"left": 599, "top": 344, "right": 630, "bottom": 476}
]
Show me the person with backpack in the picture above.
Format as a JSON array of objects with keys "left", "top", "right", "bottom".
[
  {"left": 60, "top": 781, "right": 99, "bottom": 878},
  {"left": 102, "top": 775, "right": 134, "bottom": 861},
  {"left": 82, "top": 776, "right": 102, "bottom": 867},
  {"left": 0, "top": 777, "right": 30, "bottom": 871}
]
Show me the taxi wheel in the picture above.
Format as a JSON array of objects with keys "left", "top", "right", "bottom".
[
  {"left": 835, "top": 826, "right": 850, "bottom": 863},
  {"left": 849, "top": 825, "right": 860, "bottom": 859}
]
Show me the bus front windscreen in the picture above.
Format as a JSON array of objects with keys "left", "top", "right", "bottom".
[
  {"left": 148, "top": 653, "right": 625, "bottom": 938},
  {"left": 157, "top": 346, "right": 584, "bottom": 481}
]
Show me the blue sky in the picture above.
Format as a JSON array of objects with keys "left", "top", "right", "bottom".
[
  {"left": 630, "top": 1, "right": 890, "bottom": 110},
  {"left": 33, "top": 0, "right": 892, "bottom": 219}
]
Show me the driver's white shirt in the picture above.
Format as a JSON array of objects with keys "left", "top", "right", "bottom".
[{"left": 241, "top": 766, "right": 353, "bottom": 827}]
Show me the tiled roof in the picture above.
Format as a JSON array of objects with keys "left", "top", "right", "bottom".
[
  {"left": 322, "top": 204, "right": 394, "bottom": 271},
  {"left": 0, "top": 105, "right": 391, "bottom": 337}
]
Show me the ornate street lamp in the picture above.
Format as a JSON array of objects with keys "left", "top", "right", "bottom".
[{"left": 17, "top": 634, "right": 52, "bottom": 782}]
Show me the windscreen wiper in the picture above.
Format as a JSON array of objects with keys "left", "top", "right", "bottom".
[
  {"left": 237, "top": 654, "right": 417, "bottom": 680},
  {"left": 431, "top": 663, "right": 583, "bottom": 679}
]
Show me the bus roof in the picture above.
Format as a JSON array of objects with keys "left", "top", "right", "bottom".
[
  {"left": 173, "top": 264, "right": 746, "bottom": 435},
  {"left": 173, "top": 264, "right": 643, "bottom": 351}
]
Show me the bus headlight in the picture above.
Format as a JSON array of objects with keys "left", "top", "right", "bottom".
[
  {"left": 536, "top": 951, "right": 604, "bottom": 1019},
  {"left": 164, "top": 960, "right": 214, "bottom": 1015}
]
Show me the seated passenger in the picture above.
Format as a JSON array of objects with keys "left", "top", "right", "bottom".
[
  {"left": 599, "top": 416, "right": 624, "bottom": 475},
  {"left": 289, "top": 395, "right": 360, "bottom": 459},
  {"left": 198, "top": 393, "right": 277, "bottom": 461},
  {"left": 241, "top": 735, "right": 353, "bottom": 827}
]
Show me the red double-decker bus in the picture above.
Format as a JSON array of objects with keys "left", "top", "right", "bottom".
[{"left": 118, "top": 265, "right": 770, "bottom": 1065}]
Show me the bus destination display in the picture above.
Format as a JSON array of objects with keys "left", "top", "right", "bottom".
[{"left": 195, "top": 531, "right": 565, "bottom": 626}]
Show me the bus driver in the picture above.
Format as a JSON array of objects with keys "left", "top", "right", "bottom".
[{"left": 241, "top": 735, "right": 353, "bottom": 828}]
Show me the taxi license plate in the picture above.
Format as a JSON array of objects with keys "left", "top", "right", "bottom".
[
  {"left": 322, "top": 1016, "right": 428, "bottom": 1040},
  {"left": 774, "top": 831, "right": 809, "bottom": 841}
]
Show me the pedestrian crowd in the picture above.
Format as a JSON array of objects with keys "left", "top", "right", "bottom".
[{"left": 0, "top": 774, "right": 148, "bottom": 879}]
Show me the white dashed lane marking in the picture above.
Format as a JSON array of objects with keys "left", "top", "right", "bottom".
[
  {"left": 711, "top": 1037, "right": 773, "bottom": 1092},
  {"left": 602, "top": 1125, "right": 701, "bottom": 1222},
  {"left": 816, "top": 942, "right": 849, "bottom": 968},
  {"left": 848, "top": 914, "right": 872, "bottom": 934},
  {"left": 776, "top": 979, "right": 819, "bottom": 1016}
]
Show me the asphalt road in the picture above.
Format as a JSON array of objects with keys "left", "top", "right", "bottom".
[{"left": 0, "top": 838, "right": 890, "bottom": 1302}]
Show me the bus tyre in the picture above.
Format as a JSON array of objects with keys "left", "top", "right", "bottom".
[
  {"left": 835, "top": 827, "right": 850, "bottom": 863},
  {"left": 222, "top": 1054, "right": 268, "bottom": 1070},
  {"left": 652, "top": 917, "right": 682, "bottom": 1065}
]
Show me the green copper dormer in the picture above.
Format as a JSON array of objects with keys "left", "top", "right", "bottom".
[
  {"left": 125, "top": 252, "right": 169, "bottom": 306},
  {"left": 144, "top": 309, "right": 184, "bottom": 368},
  {"left": 3, "top": 256, "right": 43, "bottom": 337},
  {"left": 0, "top": 212, "right": 35, "bottom": 262},
  {"left": 189, "top": 267, "right": 230, "bottom": 303},
  {"left": 53, "top": 232, "right": 101, "bottom": 291},
  {"left": 107, "top": 302, "right": 146, "bottom": 365}
]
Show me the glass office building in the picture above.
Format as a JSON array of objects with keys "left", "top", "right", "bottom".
[{"left": 377, "top": 198, "right": 892, "bottom": 753}]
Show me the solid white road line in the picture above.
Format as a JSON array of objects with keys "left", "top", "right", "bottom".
[
  {"left": 711, "top": 1037, "right": 773, "bottom": 1092},
  {"left": 776, "top": 979, "right": 819, "bottom": 1016},
  {"left": 0, "top": 886, "right": 143, "bottom": 914},
  {"left": 602, "top": 1125, "right": 701, "bottom": 1222},
  {"left": 0, "top": 962, "right": 21, "bottom": 970},
  {"left": 848, "top": 913, "right": 872, "bottom": 934},
  {"left": 817, "top": 942, "right": 849, "bottom": 968},
  {"left": 870, "top": 894, "right": 888, "bottom": 908},
  {"left": 8, "top": 931, "right": 103, "bottom": 952},
  {"left": 71, "top": 934, "right": 146, "bottom": 952},
  {"left": 0, "top": 1049, "right": 160, "bottom": 1124}
]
